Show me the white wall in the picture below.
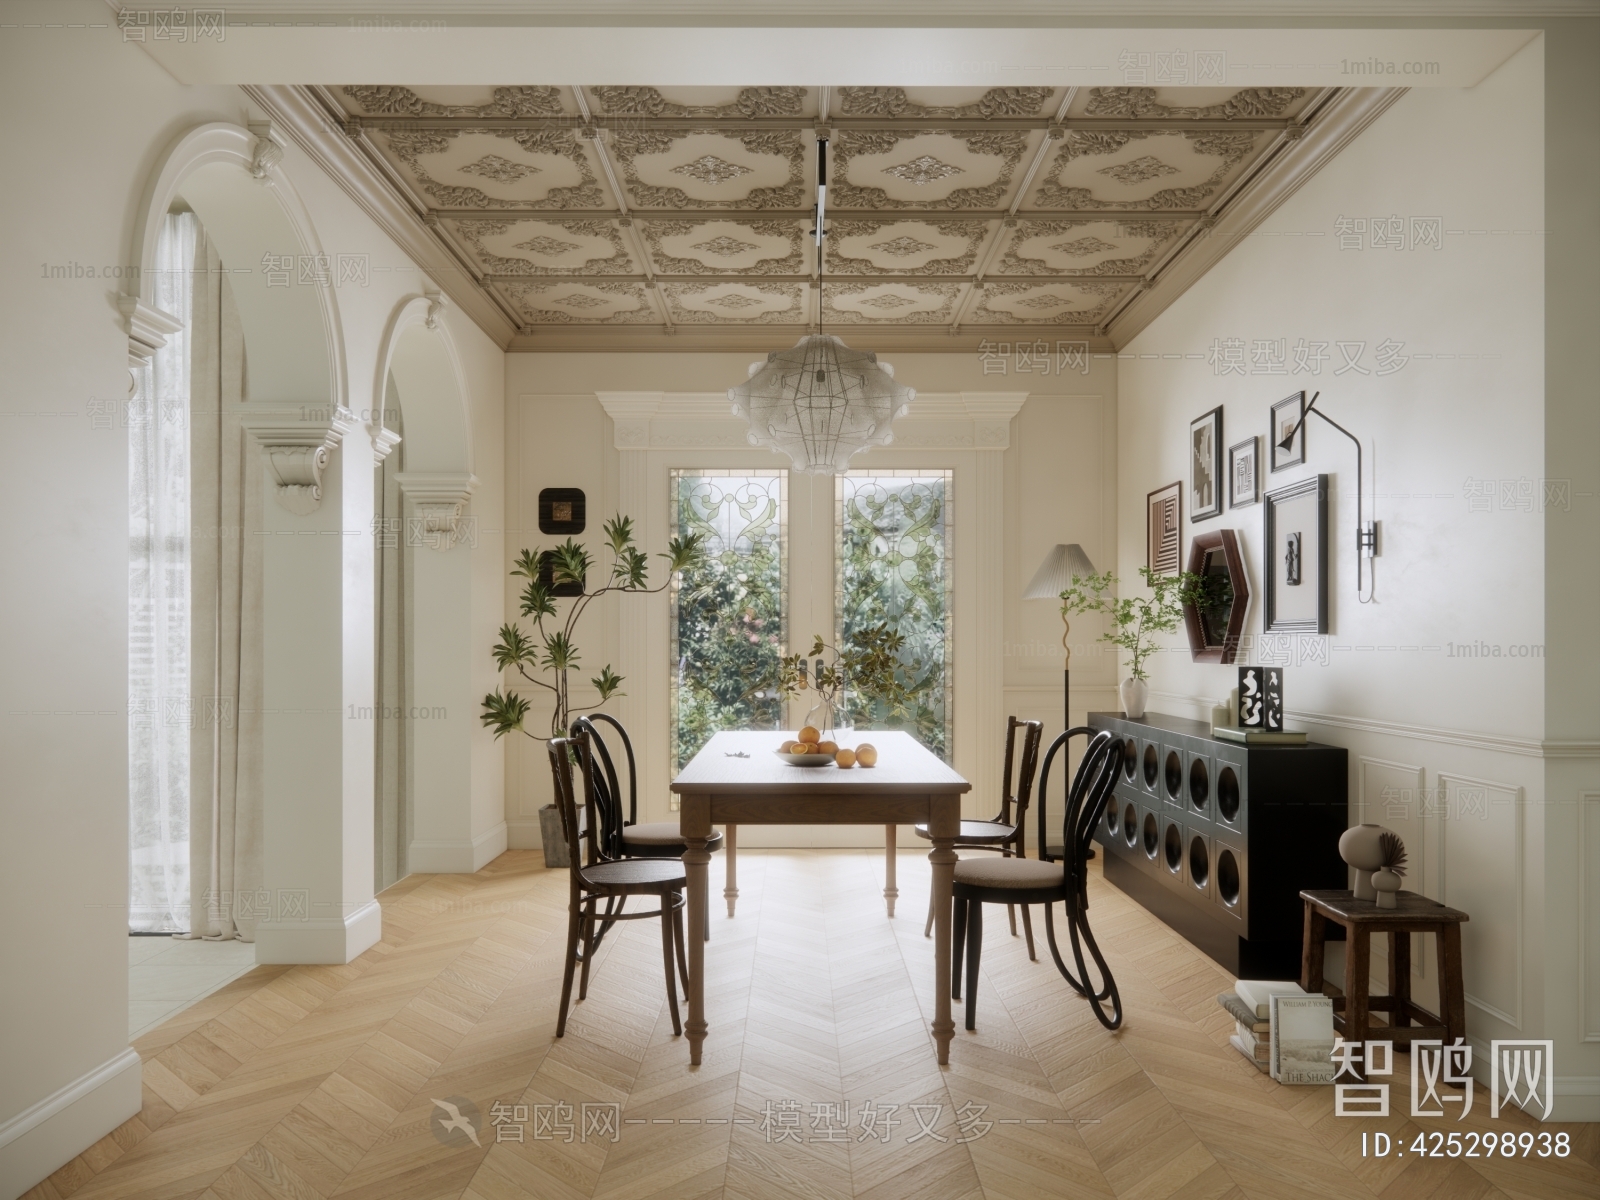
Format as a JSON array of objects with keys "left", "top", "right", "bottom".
[
  {"left": 503, "top": 351, "right": 1117, "bottom": 849},
  {"left": 1118, "top": 37, "right": 1599, "bottom": 1117},
  {"left": 0, "top": 5, "right": 504, "bottom": 1193}
]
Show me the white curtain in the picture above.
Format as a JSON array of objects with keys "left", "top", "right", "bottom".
[
  {"left": 186, "top": 225, "right": 265, "bottom": 941},
  {"left": 129, "top": 213, "right": 195, "bottom": 932}
]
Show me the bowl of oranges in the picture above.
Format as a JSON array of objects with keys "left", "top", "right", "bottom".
[{"left": 775, "top": 728, "right": 878, "bottom": 769}]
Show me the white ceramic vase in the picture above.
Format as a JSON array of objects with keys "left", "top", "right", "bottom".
[
  {"left": 1339, "top": 823, "right": 1389, "bottom": 901},
  {"left": 1119, "top": 677, "right": 1149, "bottom": 719},
  {"left": 1372, "top": 868, "right": 1401, "bottom": 909}
]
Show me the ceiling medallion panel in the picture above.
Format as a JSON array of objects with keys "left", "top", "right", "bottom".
[
  {"left": 608, "top": 129, "right": 805, "bottom": 209},
  {"left": 588, "top": 85, "right": 807, "bottom": 118},
  {"left": 999, "top": 220, "right": 1182, "bottom": 277},
  {"left": 381, "top": 128, "right": 605, "bottom": 209},
  {"left": 662, "top": 282, "right": 804, "bottom": 324},
  {"left": 827, "top": 219, "right": 987, "bottom": 275},
  {"left": 1032, "top": 130, "right": 1258, "bottom": 210},
  {"left": 1079, "top": 86, "right": 1305, "bottom": 121},
  {"left": 832, "top": 130, "right": 1029, "bottom": 209},
  {"left": 838, "top": 87, "right": 1055, "bottom": 119},
  {"left": 643, "top": 219, "right": 804, "bottom": 275},
  {"left": 460, "top": 154, "right": 542, "bottom": 183},
  {"left": 503, "top": 281, "right": 657, "bottom": 324},
  {"left": 451, "top": 219, "right": 633, "bottom": 275},
  {"left": 972, "top": 281, "right": 1124, "bottom": 325},
  {"left": 823, "top": 282, "right": 961, "bottom": 324},
  {"left": 341, "top": 84, "right": 564, "bottom": 118}
]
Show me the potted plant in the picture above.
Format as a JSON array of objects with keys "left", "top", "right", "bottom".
[
  {"left": 1059, "top": 566, "right": 1204, "bottom": 719},
  {"left": 479, "top": 517, "right": 702, "bottom": 866}
]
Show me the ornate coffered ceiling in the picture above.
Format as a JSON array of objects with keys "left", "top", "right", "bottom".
[{"left": 290, "top": 81, "right": 1403, "bottom": 351}]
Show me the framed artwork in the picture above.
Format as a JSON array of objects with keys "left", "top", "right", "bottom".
[
  {"left": 1263, "top": 474, "right": 1328, "bottom": 633},
  {"left": 1270, "top": 391, "right": 1306, "bottom": 472},
  {"left": 538, "top": 487, "right": 587, "bottom": 535},
  {"left": 1190, "top": 406, "right": 1224, "bottom": 521},
  {"left": 1182, "top": 529, "right": 1250, "bottom": 664},
  {"left": 1147, "top": 482, "right": 1182, "bottom": 575},
  {"left": 1228, "top": 436, "right": 1260, "bottom": 508},
  {"left": 1237, "top": 666, "right": 1284, "bottom": 731}
]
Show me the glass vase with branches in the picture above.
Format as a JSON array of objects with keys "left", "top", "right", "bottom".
[
  {"left": 480, "top": 516, "right": 704, "bottom": 741},
  {"left": 773, "top": 624, "right": 918, "bottom": 737}
]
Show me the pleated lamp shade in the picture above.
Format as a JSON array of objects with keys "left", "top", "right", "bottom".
[{"left": 1023, "top": 544, "right": 1098, "bottom": 600}]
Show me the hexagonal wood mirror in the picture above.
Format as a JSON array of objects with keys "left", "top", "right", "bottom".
[{"left": 1183, "top": 529, "right": 1250, "bottom": 663}]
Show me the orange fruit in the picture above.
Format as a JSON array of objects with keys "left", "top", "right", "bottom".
[
  {"left": 855, "top": 743, "right": 878, "bottom": 767},
  {"left": 779, "top": 740, "right": 799, "bottom": 754},
  {"left": 798, "top": 726, "right": 821, "bottom": 744},
  {"left": 834, "top": 748, "right": 857, "bottom": 768},
  {"left": 817, "top": 740, "right": 838, "bottom": 756},
  {"left": 790, "top": 742, "right": 809, "bottom": 754}
]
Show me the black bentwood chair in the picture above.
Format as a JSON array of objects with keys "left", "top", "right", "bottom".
[
  {"left": 549, "top": 733, "right": 690, "bottom": 1039},
  {"left": 569, "top": 714, "right": 724, "bottom": 941},
  {"left": 951, "top": 728, "right": 1125, "bottom": 1032},
  {"left": 916, "top": 717, "right": 1044, "bottom": 956}
]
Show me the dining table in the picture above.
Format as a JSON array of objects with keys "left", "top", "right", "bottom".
[{"left": 670, "top": 729, "right": 971, "bottom": 1066}]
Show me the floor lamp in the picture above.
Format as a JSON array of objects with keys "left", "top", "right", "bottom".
[{"left": 1024, "top": 544, "right": 1098, "bottom": 861}]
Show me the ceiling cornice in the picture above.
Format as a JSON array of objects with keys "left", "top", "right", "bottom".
[{"left": 242, "top": 83, "right": 521, "bottom": 348}]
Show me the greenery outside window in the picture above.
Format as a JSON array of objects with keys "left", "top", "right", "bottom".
[
  {"left": 836, "top": 471, "right": 953, "bottom": 759},
  {"left": 669, "top": 471, "right": 787, "bottom": 779}
]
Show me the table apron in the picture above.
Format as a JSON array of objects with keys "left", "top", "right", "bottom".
[{"left": 687, "top": 793, "right": 955, "bottom": 827}]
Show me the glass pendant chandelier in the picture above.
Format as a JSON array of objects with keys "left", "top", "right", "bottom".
[{"left": 727, "top": 139, "right": 914, "bottom": 474}]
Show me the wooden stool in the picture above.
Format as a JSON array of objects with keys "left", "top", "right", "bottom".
[{"left": 1299, "top": 889, "right": 1468, "bottom": 1074}]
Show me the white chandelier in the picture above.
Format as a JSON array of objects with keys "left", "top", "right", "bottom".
[{"left": 726, "top": 137, "right": 914, "bottom": 474}]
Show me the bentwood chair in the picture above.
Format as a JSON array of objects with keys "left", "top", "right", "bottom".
[
  {"left": 569, "top": 714, "right": 724, "bottom": 941},
  {"left": 951, "top": 727, "right": 1125, "bottom": 1032},
  {"left": 549, "top": 733, "right": 690, "bottom": 1039},
  {"left": 917, "top": 717, "right": 1044, "bottom": 956}
]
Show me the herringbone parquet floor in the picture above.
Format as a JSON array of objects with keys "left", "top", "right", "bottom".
[{"left": 25, "top": 850, "right": 1600, "bottom": 1200}]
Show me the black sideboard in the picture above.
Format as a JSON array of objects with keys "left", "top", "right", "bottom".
[{"left": 1088, "top": 711, "right": 1348, "bottom": 979}]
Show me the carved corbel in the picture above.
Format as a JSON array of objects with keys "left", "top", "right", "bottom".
[
  {"left": 247, "top": 121, "right": 284, "bottom": 183},
  {"left": 371, "top": 424, "right": 402, "bottom": 465},
  {"left": 118, "top": 296, "right": 184, "bottom": 371},
  {"left": 243, "top": 407, "right": 356, "bottom": 515},
  {"left": 396, "top": 472, "right": 477, "bottom": 550}
]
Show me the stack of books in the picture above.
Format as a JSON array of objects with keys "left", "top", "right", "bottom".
[
  {"left": 1212, "top": 726, "right": 1308, "bottom": 745},
  {"left": 1219, "top": 979, "right": 1307, "bottom": 1074}
]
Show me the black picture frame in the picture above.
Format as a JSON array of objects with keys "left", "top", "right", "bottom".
[
  {"left": 1228, "top": 435, "right": 1260, "bottom": 508},
  {"left": 1189, "top": 406, "right": 1224, "bottom": 521},
  {"left": 1263, "top": 474, "right": 1328, "bottom": 633},
  {"left": 538, "top": 487, "right": 586, "bottom": 535},
  {"left": 1270, "top": 391, "right": 1306, "bottom": 472},
  {"left": 1147, "top": 481, "right": 1182, "bottom": 575}
]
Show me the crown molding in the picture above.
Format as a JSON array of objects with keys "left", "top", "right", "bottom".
[
  {"left": 241, "top": 84, "right": 520, "bottom": 348},
  {"left": 1107, "top": 86, "right": 1408, "bottom": 349}
]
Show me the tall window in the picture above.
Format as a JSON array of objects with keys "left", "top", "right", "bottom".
[
  {"left": 669, "top": 471, "right": 787, "bottom": 773},
  {"left": 837, "top": 471, "right": 953, "bottom": 759},
  {"left": 129, "top": 212, "right": 195, "bottom": 931}
]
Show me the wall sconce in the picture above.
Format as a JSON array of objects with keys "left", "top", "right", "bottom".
[{"left": 1277, "top": 392, "right": 1377, "bottom": 602}]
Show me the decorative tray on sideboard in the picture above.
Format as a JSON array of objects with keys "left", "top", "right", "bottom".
[{"left": 1088, "top": 711, "right": 1348, "bottom": 979}]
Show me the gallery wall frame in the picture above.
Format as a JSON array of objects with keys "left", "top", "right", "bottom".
[
  {"left": 1229, "top": 435, "right": 1260, "bottom": 508},
  {"left": 1147, "top": 481, "right": 1182, "bottom": 575},
  {"left": 1270, "top": 391, "right": 1307, "bottom": 472},
  {"left": 1182, "top": 528, "right": 1251, "bottom": 664},
  {"left": 1190, "top": 405, "right": 1224, "bottom": 521},
  {"left": 1263, "top": 473, "right": 1328, "bottom": 634}
]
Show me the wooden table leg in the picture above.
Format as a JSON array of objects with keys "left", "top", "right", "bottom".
[
  {"left": 682, "top": 795, "right": 712, "bottom": 1066},
  {"left": 1301, "top": 903, "right": 1326, "bottom": 996},
  {"left": 884, "top": 824, "right": 898, "bottom": 918},
  {"left": 1390, "top": 930, "right": 1412, "bottom": 1029},
  {"left": 1346, "top": 925, "right": 1371, "bottom": 1077},
  {"left": 723, "top": 824, "right": 738, "bottom": 918},
  {"left": 930, "top": 833, "right": 957, "bottom": 1064},
  {"left": 1439, "top": 923, "right": 1466, "bottom": 1043}
]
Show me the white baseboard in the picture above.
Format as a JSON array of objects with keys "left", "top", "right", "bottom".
[
  {"left": 506, "top": 817, "right": 542, "bottom": 851},
  {"left": 0, "top": 1047, "right": 141, "bottom": 1200},
  {"left": 254, "top": 899, "right": 381, "bottom": 964},
  {"left": 409, "top": 821, "right": 509, "bottom": 873}
]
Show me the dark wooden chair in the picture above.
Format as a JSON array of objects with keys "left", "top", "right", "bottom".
[
  {"left": 548, "top": 732, "right": 690, "bottom": 1039},
  {"left": 570, "top": 713, "right": 724, "bottom": 941},
  {"left": 952, "top": 727, "right": 1125, "bottom": 1032},
  {"left": 916, "top": 717, "right": 1044, "bottom": 956}
]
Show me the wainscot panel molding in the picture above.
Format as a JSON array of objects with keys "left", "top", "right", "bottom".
[
  {"left": 1439, "top": 772, "right": 1525, "bottom": 1031},
  {"left": 1582, "top": 791, "right": 1600, "bottom": 1042}
]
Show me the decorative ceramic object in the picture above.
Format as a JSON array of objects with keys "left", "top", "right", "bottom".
[
  {"left": 1372, "top": 830, "right": 1408, "bottom": 909},
  {"left": 1338, "top": 823, "right": 1390, "bottom": 901},
  {"left": 1120, "top": 677, "right": 1149, "bottom": 719}
]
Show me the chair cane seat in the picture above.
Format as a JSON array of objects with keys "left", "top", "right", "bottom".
[
  {"left": 577, "top": 858, "right": 686, "bottom": 889},
  {"left": 913, "top": 820, "right": 1017, "bottom": 845},
  {"left": 621, "top": 822, "right": 725, "bottom": 850},
  {"left": 953, "top": 857, "right": 1064, "bottom": 890}
]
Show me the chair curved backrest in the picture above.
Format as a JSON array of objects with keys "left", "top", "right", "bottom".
[
  {"left": 569, "top": 713, "right": 638, "bottom": 861},
  {"left": 1036, "top": 728, "right": 1123, "bottom": 883},
  {"left": 547, "top": 734, "right": 600, "bottom": 881},
  {"left": 1000, "top": 718, "right": 1044, "bottom": 855}
]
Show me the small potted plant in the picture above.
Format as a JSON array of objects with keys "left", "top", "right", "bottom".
[
  {"left": 774, "top": 624, "right": 917, "bottom": 739},
  {"left": 1059, "top": 566, "right": 1205, "bottom": 718}
]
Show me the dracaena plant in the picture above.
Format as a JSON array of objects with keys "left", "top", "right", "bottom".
[{"left": 480, "top": 516, "right": 703, "bottom": 741}]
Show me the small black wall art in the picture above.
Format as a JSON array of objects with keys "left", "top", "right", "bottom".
[{"left": 538, "top": 488, "right": 586, "bottom": 535}]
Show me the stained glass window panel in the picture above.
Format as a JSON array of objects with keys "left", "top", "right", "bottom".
[
  {"left": 836, "top": 471, "right": 953, "bottom": 759},
  {"left": 669, "top": 471, "right": 787, "bottom": 774}
]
